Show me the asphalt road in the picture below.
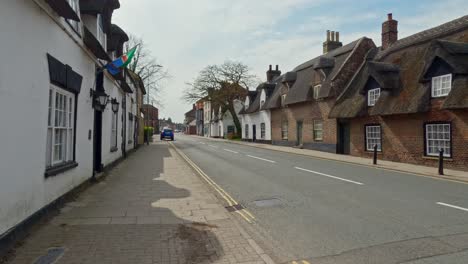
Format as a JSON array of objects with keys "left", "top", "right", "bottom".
[{"left": 172, "top": 135, "right": 468, "bottom": 264}]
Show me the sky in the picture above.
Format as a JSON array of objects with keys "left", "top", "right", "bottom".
[{"left": 113, "top": 0, "right": 468, "bottom": 123}]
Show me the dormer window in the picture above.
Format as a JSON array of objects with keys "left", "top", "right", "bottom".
[
  {"left": 313, "top": 85, "right": 321, "bottom": 100},
  {"left": 367, "top": 88, "right": 381, "bottom": 106},
  {"left": 66, "top": 0, "right": 81, "bottom": 34},
  {"left": 260, "top": 100, "right": 265, "bottom": 108},
  {"left": 281, "top": 94, "right": 287, "bottom": 107},
  {"left": 97, "top": 14, "right": 106, "bottom": 48},
  {"left": 431, "top": 74, "right": 452, "bottom": 98}
]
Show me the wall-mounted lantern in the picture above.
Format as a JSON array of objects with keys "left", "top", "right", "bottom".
[
  {"left": 90, "top": 88, "right": 109, "bottom": 111},
  {"left": 111, "top": 98, "right": 119, "bottom": 113}
]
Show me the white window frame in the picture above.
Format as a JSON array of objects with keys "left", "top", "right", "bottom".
[
  {"left": 260, "top": 123, "right": 266, "bottom": 139},
  {"left": 260, "top": 100, "right": 265, "bottom": 108},
  {"left": 313, "top": 84, "right": 321, "bottom": 100},
  {"left": 66, "top": 0, "right": 81, "bottom": 34},
  {"left": 365, "top": 125, "right": 382, "bottom": 152},
  {"left": 431, "top": 74, "right": 452, "bottom": 98},
  {"left": 425, "top": 123, "right": 451, "bottom": 157},
  {"left": 367, "top": 88, "right": 381, "bottom": 106},
  {"left": 111, "top": 111, "right": 118, "bottom": 150},
  {"left": 281, "top": 120, "right": 288, "bottom": 140},
  {"left": 281, "top": 94, "right": 287, "bottom": 107},
  {"left": 313, "top": 120, "right": 323, "bottom": 141},
  {"left": 46, "top": 85, "right": 75, "bottom": 167},
  {"left": 96, "top": 14, "right": 107, "bottom": 49}
]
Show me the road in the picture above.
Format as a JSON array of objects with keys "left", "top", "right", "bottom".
[{"left": 172, "top": 135, "right": 468, "bottom": 264}]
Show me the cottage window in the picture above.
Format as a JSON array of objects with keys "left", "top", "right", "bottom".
[
  {"left": 66, "top": 0, "right": 81, "bottom": 34},
  {"left": 260, "top": 100, "right": 265, "bottom": 108},
  {"left": 365, "top": 125, "right": 382, "bottom": 151},
  {"left": 111, "top": 111, "right": 118, "bottom": 151},
  {"left": 425, "top": 123, "right": 451, "bottom": 157},
  {"left": 281, "top": 94, "right": 287, "bottom": 107},
  {"left": 46, "top": 86, "right": 75, "bottom": 167},
  {"left": 431, "top": 74, "right": 452, "bottom": 97},
  {"left": 367, "top": 88, "right": 381, "bottom": 106},
  {"left": 245, "top": 124, "right": 249, "bottom": 138},
  {"left": 313, "top": 85, "right": 321, "bottom": 100},
  {"left": 97, "top": 14, "right": 106, "bottom": 48},
  {"left": 260, "top": 123, "right": 266, "bottom": 139},
  {"left": 281, "top": 120, "right": 288, "bottom": 140},
  {"left": 313, "top": 120, "right": 323, "bottom": 141}
]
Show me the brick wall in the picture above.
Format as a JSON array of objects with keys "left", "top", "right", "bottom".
[{"left": 350, "top": 108, "right": 468, "bottom": 171}]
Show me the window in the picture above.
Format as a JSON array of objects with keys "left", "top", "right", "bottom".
[
  {"left": 260, "top": 100, "right": 265, "bottom": 108},
  {"left": 66, "top": 0, "right": 81, "bottom": 34},
  {"left": 245, "top": 124, "right": 249, "bottom": 138},
  {"left": 365, "top": 125, "right": 382, "bottom": 151},
  {"left": 97, "top": 14, "right": 106, "bottom": 48},
  {"left": 425, "top": 123, "right": 451, "bottom": 157},
  {"left": 281, "top": 94, "right": 287, "bottom": 107},
  {"left": 46, "top": 86, "right": 75, "bottom": 167},
  {"left": 313, "top": 85, "right": 321, "bottom": 100},
  {"left": 313, "top": 120, "right": 323, "bottom": 141},
  {"left": 111, "top": 111, "right": 118, "bottom": 151},
  {"left": 260, "top": 123, "right": 266, "bottom": 139},
  {"left": 128, "top": 114, "right": 134, "bottom": 144},
  {"left": 227, "top": 126, "right": 235, "bottom": 134},
  {"left": 367, "top": 88, "right": 381, "bottom": 106},
  {"left": 281, "top": 120, "right": 288, "bottom": 140},
  {"left": 431, "top": 74, "right": 452, "bottom": 97}
]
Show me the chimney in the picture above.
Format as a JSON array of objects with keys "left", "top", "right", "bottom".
[
  {"left": 382, "top": 13, "right": 398, "bottom": 50},
  {"left": 323, "top": 30, "right": 343, "bottom": 54},
  {"left": 266, "top": 65, "right": 281, "bottom": 82}
]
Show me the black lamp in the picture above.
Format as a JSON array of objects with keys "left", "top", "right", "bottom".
[
  {"left": 111, "top": 98, "right": 119, "bottom": 113},
  {"left": 90, "top": 88, "right": 109, "bottom": 110}
]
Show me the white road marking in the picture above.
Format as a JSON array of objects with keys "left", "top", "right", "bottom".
[
  {"left": 199, "top": 142, "right": 206, "bottom": 144},
  {"left": 437, "top": 202, "right": 468, "bottom": 212},
  {"left": 247, "top": 155, "right": 276, "bottom": 163},
  {"left": 208, "top": 144, "right": 218, "bottom": 148},
  {"left": 295, "top": 167, "right": 364, "bottom": 185},
  {"left": 223, "top": 149, "right": 239, "bottom": 154}
]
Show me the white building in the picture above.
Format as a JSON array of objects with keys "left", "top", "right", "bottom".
[
  {"left": 210, "top": 101, "right": 243, "bottom": 138},
  {"left": 240, "top": 66, "right": 281, "bottom": 143},
  {"left": 203, "top": 100, "right": 212, "bottom": 136},
  {"left": 0, "top": 0, "right": 138, "bottom": 242}
]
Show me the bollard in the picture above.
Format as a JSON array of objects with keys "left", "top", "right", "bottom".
[
  {"left": 373, "top": 144, "right": 378, "bottom": 165},
  {"left": 438, "top": 149, "right": 444, "bottom": 175}
]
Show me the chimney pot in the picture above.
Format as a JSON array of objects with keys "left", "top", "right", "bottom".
[
  {"left": 388, "top": 13, "right": 392, "bottom": 20},
  {"left": 331, "top": 31, "right": 335, "bottom": 41},
  {"left": 269, "top": 65, "right": 272, "bottom": 70},
  {"left": 382, "top": 13, "right": 398, "bottom": 50},
  {"left": 326, "top": 30, "right": 330, "bottom": 41},
  {"left": 276, "top": 65, "right": 279, "bottom": 71},
  {"left": 336, "top": 31, "right": 340, "bottom": 42}
]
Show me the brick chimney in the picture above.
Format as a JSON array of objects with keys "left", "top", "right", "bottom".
[
  {"left": 382, "top": 13, "right": 398, "bottom": 50},
  {"left": 323, "top": 30, "right": 342, "bottom": 54},
  {"left": 266, "top": 65, "right": 281, "bottom": 82}
]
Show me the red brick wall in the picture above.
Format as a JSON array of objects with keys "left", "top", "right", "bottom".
[
  {"left": 271, "top": 100, "right": 337, "bottom": 145},
  {"left": 350, "top": 108, "right": 468, "bottom": 171}
]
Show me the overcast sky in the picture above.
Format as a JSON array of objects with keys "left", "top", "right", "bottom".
[{"left": 113, "top": 0, "right": 467, "bottom": 123}]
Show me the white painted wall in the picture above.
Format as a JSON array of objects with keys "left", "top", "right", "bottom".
[
  {"left": 0, "top": 0, "right": 126, "bottom": 235},
  {"left": 241, "top": 90, "right": 271, "bottom": 141}
]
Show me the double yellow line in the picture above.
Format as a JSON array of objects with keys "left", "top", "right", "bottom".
[{"left": 169, "top": 142, "right": 256, "bottom": 223}]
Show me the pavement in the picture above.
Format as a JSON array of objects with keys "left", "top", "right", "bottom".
[
  {"left": 175, "top": 134, "right": 468, "bottom": 264},
  {"left": 192, "top": 135, "right": 468, "bottom": 183},
  {"left": 4, "top": 141, "right": 274, "bottom": 264}
]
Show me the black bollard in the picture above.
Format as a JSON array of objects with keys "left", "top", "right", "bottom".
[
  {"left": 373, "top": 144, "right": 378, "bottom": 165},
  {"left": 438, "top": 149, "right": 444, "bottom": 175}
]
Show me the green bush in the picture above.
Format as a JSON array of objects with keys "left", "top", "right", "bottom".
[{"left": 144, "top": 127, "right": 154, "bottom": 142}]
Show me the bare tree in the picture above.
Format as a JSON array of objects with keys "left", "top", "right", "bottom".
[
  {"left": 184, "top": 61, "right": 257, "bottom": 136},
  {"left": 126, "top": 35, "right": 169, "bottom": 107}
]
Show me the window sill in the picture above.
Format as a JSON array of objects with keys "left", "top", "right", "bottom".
[
  {"left": 422, "top": 156, "right": 453, "bottom": 161},
  {"left": 110, "top": 147, "right": 118, "bottom": 153},
  {"left": 45, "top": 161, "right": 78, "bottom": 178},
  {"left": 365, "top": 150, "right": 383, "bottom": 154}
]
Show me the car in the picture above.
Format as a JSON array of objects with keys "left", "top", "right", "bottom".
[{"left": 160, "top": 128, "right": 174, "bottom": 141}]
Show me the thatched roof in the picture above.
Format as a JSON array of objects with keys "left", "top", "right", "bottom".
[
  {"left": 107, "top": 24, "right": 129, "bottom": 52},
  {"left": 238, "top": 91, "right": 257, "bottom": 114},
  {"left": 330, "top": 15, "right": 468, "bottom": 118},
  {"left": 244, "top": 83, "right": 276, "bottom": 114},
  {"left": 284, "top": 38, "right": 366, "bottom": 105}
]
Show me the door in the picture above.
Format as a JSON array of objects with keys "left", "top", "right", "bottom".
[
  {"left": 252, "top": 125, "right": 257, "bottom": 142},
  {"left": 338, "top": 121, "right": 350, "bottom": 154},
  {"left": 93, "top": 110, "right": 103, "bottom": 172},
  {"left": 296, "top": 121, "right": 303, "bottom": 146}
]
